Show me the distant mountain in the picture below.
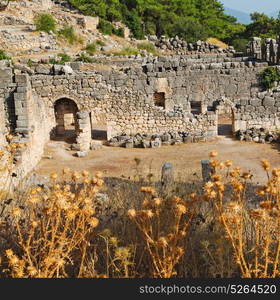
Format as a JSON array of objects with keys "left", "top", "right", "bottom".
[{"left": 224, "top": 7, "right": 251, "bottom": 24}]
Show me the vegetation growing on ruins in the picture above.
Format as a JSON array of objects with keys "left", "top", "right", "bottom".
[
  {"left": 97, "top": 19, "right": 125, "bottom": 37},
  {"left": 76, "top": 52, "right": 94, "bottom": 63},
  {"left": 34, "top": 13, "right": 57, "bottom": 33},
  {"left": 112, "top": 46, "right": 139, "bottom": 56},
  {"left": 261, "top": 67, "right": 280, "bottom": 90},
  {"left": 96, "top": 39, "right": 106, "bottom": 47},
  {"left": 136, "top": 42, "right": 159, "bottom": 56},
  {"left": 0, "top": 49, "right": 10, "bottom": 61},
  {"left": 49, "top": 53, "right": 72, "bottom": 65},
  {"left": 58, "top": 25, "right": 84, "bottom": 45},
  {"left": 85, "top": 42, "right": 97, "bottom": 55}
]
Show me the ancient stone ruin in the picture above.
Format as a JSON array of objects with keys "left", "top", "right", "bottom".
[{"left": 1, "top": 0, "right": 280, "bottom": 182}]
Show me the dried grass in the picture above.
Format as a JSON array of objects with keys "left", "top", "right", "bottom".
[{"left": 0, "top": 135, "right": 279, "bottom": 278}]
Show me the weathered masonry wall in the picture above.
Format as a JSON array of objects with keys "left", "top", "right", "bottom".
[
  {"left": 248, "top": 36, "right": 280, "bottom": 64},
  {"left": 30, "top": 54, "right": 270, "bottom": 138},
  {"left": 1, "top": 53, "right": 280, "bottom": 180}
]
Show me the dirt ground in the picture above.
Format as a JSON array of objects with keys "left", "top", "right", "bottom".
[{"left": 34, "top": 136, "right": 280, "bottom": 185}]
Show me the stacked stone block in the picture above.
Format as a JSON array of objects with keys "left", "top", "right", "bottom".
[
  {"left": 14, "top": 74, "right": 31, "bottom": 137},
  {"left": 249, "top": 36, "right": 280, "bottom": 64},
  {"left": 75, "top": 111, "right": 92, "bottom": 151}
]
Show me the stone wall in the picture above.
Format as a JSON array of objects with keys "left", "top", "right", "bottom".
[
  {"left": 28, "top": 54, "right": 271, "bottom": 138},
  {"left": 234, "top": 88, "right": 280, "bottom": 132},
  {"left": 248, "top": 36, "right": 280, "bottom": 65},
  {"left": 0, "top": 30, "right": 58, "bottom": 55},
  {"left": 149, "top": 35, "right": 235, "bottom": 55},
  {"left": 78, "top": 16, "right": 99, "bottom": 31}
]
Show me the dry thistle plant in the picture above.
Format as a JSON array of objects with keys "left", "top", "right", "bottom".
[
  {"left": 127, "top": 186, "right": 196, "bottom": 278},
  {"left": 95, "top": 229, "right": 136, "bottom": 278},
  {"left": 203, "top": 151, "right": 280, "bottom": 278},
  {"left": 0, "top": 135, "right": 27, "bottom": 203},
  {"left": 4, "top": 169, "right": 103, "bottom": 278}
]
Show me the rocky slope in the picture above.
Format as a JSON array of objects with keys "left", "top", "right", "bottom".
[{"left": 0, "top": 0, "right": 236, "bottom": 68}]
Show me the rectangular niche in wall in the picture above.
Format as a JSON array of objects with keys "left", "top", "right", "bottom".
[
  {"left": 190, "top": 101, "right": 202, "bottom": 115},
  {"left": 154, "top": 92, "right": 165, "bottom": 108}
]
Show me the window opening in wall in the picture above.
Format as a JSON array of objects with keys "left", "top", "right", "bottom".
[
  {"left": 190, "top": 101, "right": 202, "bottom": 115},
  {"left": 154, "top": 92, "right": 165, "bottom": 108}
]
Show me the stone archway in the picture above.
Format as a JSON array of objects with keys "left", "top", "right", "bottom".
[
  {"left": 53, "top": 98, "right": 79, "bottom": 143},
  {"left": 214, "top": 98, "right": 236, "bottom": 136},
  {"left": 52, "top": 98, "right": 92, "bottom": 151}
]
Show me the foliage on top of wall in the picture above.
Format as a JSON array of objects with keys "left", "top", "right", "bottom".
[
  {"left": 49, "top": 53, "right": 72, "bottom": 65},
  {"left": 76, "top": 53, "right": 94, "bottom": 63},
  {"left": 260, "top": 66, "right": 280, "bottom": 90},
  {"left": 136, "top": 42, "right": 159, "bottom": 56}
]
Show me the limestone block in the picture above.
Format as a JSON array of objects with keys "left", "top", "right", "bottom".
[
  {"left": 61, "top": 65, "right": 74, "bottom": 75},
  {"left": 234, "top": 120, "right": 247, "bottom": 131},
  {"left": 183, "top": 136, "right": 193, "bottom": 143},
  {"left": 0, "top": 68, "right": 13, "bottom": 81},
  {"left": 161, "top": 162, "right": 174, "bottom": 188},
  {"left": 201, "top": 160, "right": 213, "bottom": 182},
  {"left": 151, "top": 138, "right": 162, "bottom": 148},
  {"left": 15, "top": 74, "right": 28, "bottom": 84},
  {"left": 78, "top": 16, "right": 99, "bottom": 31},
  {"left": 14, "top": 93, "right": 27, "bottom": 101},
  {"left": 250, "top": 99, "right": 262, "bottom": 107},
  {"left": 263, "top": 96, "right": 275, "bottom": 107},
  {"left": 75, "top": 151, "right": 88, "bottom": 158},
  {"left": 35, "top": 65, "right": 51, "bottom": 75}
]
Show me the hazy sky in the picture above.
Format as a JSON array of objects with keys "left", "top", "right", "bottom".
[{"left": 219, "top": 0, "right": 279, "bottom": 14}]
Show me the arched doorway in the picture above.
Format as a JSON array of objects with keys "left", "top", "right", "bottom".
[{"left": 52, "top": 98, "right": 79, "bottom": 143}]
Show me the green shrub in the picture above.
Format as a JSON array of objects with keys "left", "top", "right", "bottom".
[
  {"left": 112, "top": 27, "right": 124, "bottom": 38},
  {"left": 58, "top": 53, "right": 72, "bottom": 63},
  {"left": 261, "top": 66, "right": 280, "bottom": 90},
  {"left": 58, "top": 26, "right": 83, "bottom": 45},
  {"left": 49, "top": 53, "right": 72, "bottom": 65},
  {"left": 98, "top": 19, "right": 124, "bottom": 37},
  {"left": 85, "top": 43, "right": 97, "bottom": 55},
  {"left": 98, "top": 19, "right": 114, "bottom": 35},
  {"left": 76, "top": 53, "right": 94, "bottom": 63},
  {"left": 0, "top": 50, "right": 11, "bottom": 61},
  {"left": 34, "top": 13, "right": 56, "bottom": 33},
  {"left": 231, "top": 38, "right": 249, "bottom": 53},
  {"left": 112, "top": 47, "right": 139, "bottom": 56},
  {"left": 96, "top": 39, "right": 105, "bottom": 47},
  {"left": 136, "top": 42, "right": 159, "bottom": 55},
  {"left": 27, "top": 59, "right": 33, "bottom": 68}
]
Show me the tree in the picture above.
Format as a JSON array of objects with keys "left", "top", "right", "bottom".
[
  {"left": 245, "top": 12, "right": 279, "bottom": 38},
  {"left": 70, "top": 0, "right": 244, "bottom": 42}
]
